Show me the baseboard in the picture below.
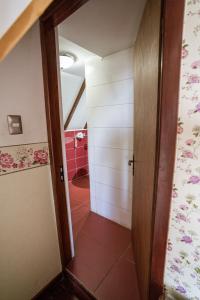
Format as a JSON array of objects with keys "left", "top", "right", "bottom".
[
  {"left": 64, "top": 268, "right": 97, "bottom": 300},
  {"left": 32, "top": 272, "right": 63, "bottom": 299},
  {"left": 32, "top": 269, "right": 97, "bottom": 300},
  {"left": 149, "top": 281, "right": 164, "bottom": 300}
]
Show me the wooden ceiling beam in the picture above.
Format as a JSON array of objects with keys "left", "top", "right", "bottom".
[{"left": 0, "top": 0, "right": 53, "bottom": 61}]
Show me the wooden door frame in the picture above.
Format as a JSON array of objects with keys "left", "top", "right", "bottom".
[
  {"left": 150, "top": 1, "right": 185, "bottom": 298},
  {"left": 40, "top": 0, "right": 185, "bottom": 298}
]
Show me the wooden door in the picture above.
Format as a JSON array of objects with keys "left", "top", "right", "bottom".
[{"left": 132, "top": 0, "right": 161, "bottom": 299}]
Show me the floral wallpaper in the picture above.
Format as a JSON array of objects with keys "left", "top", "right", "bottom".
[
  {"left": 164, "top": 1, "right": 200, "bottom": 299},
  {"left": 0, "top": 143, "right": 49, "bottom": 175}
]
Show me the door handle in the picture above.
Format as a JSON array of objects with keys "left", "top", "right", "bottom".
[
  {"left": 128, "top": 160, "right": 134, "bottom": 166},
  {"left": 128, "top": 156, "right": 135, "bottom": 176}
]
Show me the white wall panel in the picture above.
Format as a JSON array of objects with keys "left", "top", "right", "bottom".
[
  {"left": 89, "top": 104, "right": 133, "bottom": 128},
  {"left": 86, "top": 48, "right": 134, "bottom": 229},
  {"left": 86, "top": 48, "right": 133, "bottom": 87},
  {"left": 90, "top": 128, "right": 133, "bottom": 150},
  {"left": 94, "top": 165, "right": 132, "bottom": 194},
  {"left": 96, "top": 200, "right": 132, "bottom": 229},
  {"left": 94, "top": 147, "right": 132, "bottom": 172},
  {"left": 95, "top": 182, "right": 132, "bottom": 211},
  {"left": 86, "top": 79, "right": 133, "bottom": 107}
]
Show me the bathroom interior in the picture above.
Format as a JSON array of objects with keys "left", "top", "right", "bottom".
[{"left": 58, "top": 0, "right": 145, "bottom": 298}]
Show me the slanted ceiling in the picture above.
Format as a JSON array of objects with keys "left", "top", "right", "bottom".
[
  {"left": 59, "top": 0, "right": 146, "bottom": 57},
  {"left": 0, "top": 0, "right": 53, "bottom": 61}
]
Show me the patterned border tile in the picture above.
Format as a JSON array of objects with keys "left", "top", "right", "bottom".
[{"left": 0, "top": 142, "right": 49, "bottom": 176}]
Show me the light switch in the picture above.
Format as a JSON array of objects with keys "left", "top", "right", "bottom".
[{"left": 7, "top": 115, "right": 23, "bottom": 135}]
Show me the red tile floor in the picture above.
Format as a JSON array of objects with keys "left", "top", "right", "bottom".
[
  {"left": 68, "top": 176, "right": 90, "bottom": 241},
  {"left": 67, "top": 176, "right": 140, "bottom": 300}
]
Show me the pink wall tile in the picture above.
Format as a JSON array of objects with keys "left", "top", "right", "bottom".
[
  {"left": 65, "top": 129, "right": 89, "bottom": 181},
  {"left": 66, "top": 148, "right": 75, "bottom": 160},
  {"left": 76, "top": 146, "right": 87, "bottom": 158},
  {"left": 76, "top": 137, "right": 87, "bottom": 148},
  {"left": 67, "top": 159, "right": 76, "bottom": 171},
  {"left": 65, "top": 139, "right": 74, "bottom": 149},
  {"left": 76, "top": 156, "right": 88, "bottom": 168},
  {"left": 64, "top": 130, "right": 75, "bottom": 138},
  {"left": 68, "top": 169, "right": 76, "bottom": 181}
]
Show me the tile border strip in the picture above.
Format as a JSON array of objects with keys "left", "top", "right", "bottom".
[{"left": 0, "top": 142, "right": 49, "bottom": 176}]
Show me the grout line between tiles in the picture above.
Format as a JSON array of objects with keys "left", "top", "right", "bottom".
[
  {"left": 94, "top": 243, "right": 135, "bottom": 293},
  {"left": 87, "top": 76, "right": 133, "bottom": 88},
  {"left": 87, "top": 101, "right": 133, "bottom": 108},
  {"left": 91, "top": 163, "right": 132, "bottom": 173}
]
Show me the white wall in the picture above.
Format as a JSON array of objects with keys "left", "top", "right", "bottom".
[
  {"left": 0, "top": 0, "right": 31, "bottom": 38},
  {"left": 86, "top": 48, "right": 134, "bottom": 228},
  {"left": 0, "top": 167, "right": 61, "bottom": 300},
  {"left": 0, "top": 23, "right": 61, "bottom": 299},
  {"left": 61, "top": 70, "right": 88, "bottom": 130},
  {"left": 0, "top": 22, "right": 48, "bottom": 147},
  {"left": 68, "top": 89, "right": 87, "bottom": 129},
  {"left": 61, "top": 71, "right": 84, "bottom": 125}
]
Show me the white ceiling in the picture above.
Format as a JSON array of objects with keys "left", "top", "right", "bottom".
[
  {"left": 58, "top": 0, "right": 146, "bottom": 57},
  {"left": 59, "top": 36, "right": 98, "bottom": 62},
  {"left": 58, "top": 36, "right": 99, "bottom": 76}
]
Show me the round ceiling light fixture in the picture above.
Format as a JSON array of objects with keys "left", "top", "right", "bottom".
[{"left": 59, "top": 52, "right": 76, "bottom": 69}]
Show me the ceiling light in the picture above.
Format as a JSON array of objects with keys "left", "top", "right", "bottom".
[{"left": 59, "top": 52, "right": 76, "bottom": 69}]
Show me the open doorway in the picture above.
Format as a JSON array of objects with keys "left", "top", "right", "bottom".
[
  {"left": 40, "top": 0, "right": 184, "bottom": 299},
  {"left": 58, "top": 13, "right": 137, "bottom": 297}
]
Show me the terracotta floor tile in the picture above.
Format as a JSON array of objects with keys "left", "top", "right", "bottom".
[
  {"left": 72, "top": 214, "right": 89, "bottom": 241},
  {"left": 74, "top": 233, "right": 118, "bottom": 280},
  {"left": 67, "top": 256, "right": 101, "bottom": 292},
  {"left": 66, "top": 176, "right": 140, "bottom": 299},
  {"left": 68, "top": 176, "right": 90, "bottom": 238},
  {"left": 95, "top": 258, "right": 140, "bottom": 300},
  {"left": 71, "top": 204, "right": 90, "bottom": 226},
  {"left": 81, "top": 212, "right": 131, "bottom": 257},
  {"left": 122, "top": 243, "right": 135, "bottom": 263}
]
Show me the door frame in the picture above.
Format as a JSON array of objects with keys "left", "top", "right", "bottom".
[
  {"left": 40, "top": 0, "right": 185, "bottom": 298},
  {"left": 150, "top": 0, "right": 185, "bottom": 298}
]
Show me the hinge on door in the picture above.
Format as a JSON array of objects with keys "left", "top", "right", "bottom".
[{"left": 60, "top": 165, "right": 64, "bottom": 182}]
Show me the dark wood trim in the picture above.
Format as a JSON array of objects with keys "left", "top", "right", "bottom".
[
  {"left": 150, "top": 0, "right": 185, "bottom": 298},
  {"left": 41, "top": 0, "right": 89, "bottom": 26},
  {"left": 40, "top": 0, "right": 89, "bottom": 268},
  {"left": 64, "top": 79, "right": 86, "bottom": 130},
  {"left": 40, "top": 19, "right": 72, "bottom": 267},
  {"left": 32, "top": 272, "right": 63, "bottom": 299},
  {"left": 64, "top": 269, "right": 97, "bottom": 300},
  {"left": 33, "top": 271, "right": 95, "bottom": 300}
]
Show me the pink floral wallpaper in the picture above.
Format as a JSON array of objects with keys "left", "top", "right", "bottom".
[
  {"left": 0, "top": 143, "right": 49, "bottom": 175},
  {"left": 164, "top": 1, "right": 200, "bottom": 299}
]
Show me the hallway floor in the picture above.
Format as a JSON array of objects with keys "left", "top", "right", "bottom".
[{"left": 67, "top": 212, "right": 140, "bottom": 300}]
